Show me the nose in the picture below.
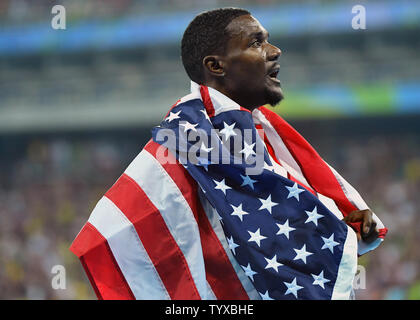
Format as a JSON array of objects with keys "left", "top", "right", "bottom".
[{"left": 267, "top": 43, "right": 281, "bottom": 61}]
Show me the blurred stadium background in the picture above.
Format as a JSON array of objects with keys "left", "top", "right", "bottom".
[{"left": 1, "top": 0, "right": 419, "bottom": 299}]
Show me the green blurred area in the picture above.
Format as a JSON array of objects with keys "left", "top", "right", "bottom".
[{"left": 271, "top": 82, "right": 416, "bottom": 118}]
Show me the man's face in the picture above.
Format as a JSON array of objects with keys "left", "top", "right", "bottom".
[{"left": 222, "top": 14, "right": 283, "bottom": 108}]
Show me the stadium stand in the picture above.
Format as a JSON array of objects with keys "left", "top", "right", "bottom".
[{"left": 0, "top": 0, "right": 419, "bottom": 299}]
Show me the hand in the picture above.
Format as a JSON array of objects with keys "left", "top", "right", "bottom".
[{"left": 342, "top": 209, "right": 378, "bottom": 243}]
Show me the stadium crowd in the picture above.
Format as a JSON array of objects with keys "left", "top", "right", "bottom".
[
  {"left": 0, "top": 128, "right": 419, "bottom": 299},
  {"left": 1, "top": 0, "right": 418, "bottom": 302}
]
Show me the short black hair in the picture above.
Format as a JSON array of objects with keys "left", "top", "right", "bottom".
[{"left": 181, "top": 7, "right": 250, "bottom": 84}]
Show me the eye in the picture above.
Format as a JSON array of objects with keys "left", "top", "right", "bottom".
[{"left": 251, "top": 40, "right": 262, "bottom": 48}]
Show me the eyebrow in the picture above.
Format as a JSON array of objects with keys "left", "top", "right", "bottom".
[{"left": 249, "top": 30, "right": 269, "bottom": 40}]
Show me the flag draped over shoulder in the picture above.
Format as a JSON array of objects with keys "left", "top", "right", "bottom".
[{"left": 70, "top": 82, "right": 387, "bottom": 300}]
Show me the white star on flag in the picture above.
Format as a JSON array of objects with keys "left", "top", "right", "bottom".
[
  {"left": 311, "top": 271, "right": 330, "bottom": 289},
  {"left": 304, "top": 206, "right": 324, "bottom": 226},
  {"left": 180, "top": 121, "right": 198, "bottom": 132},
  {"left": 239, "top": 141, "right": 256, "bottom": 160},
  {"left": 213, "top": 178, "right": 231, "bottom": 195},
  {"left": 293, "top": 244, "right": 313, "bottom": 264},
  {"left": 200, "top": 109, "right": 211, "bottom": 121},
  {"left": 258, "top": 194, "right": 278, "bottom": 214},
  {"left": 285, "top": 182, "right": 305, "bottom": 201},
  {"left": 240, "top": 174, "right": 257, "bottom": 190},
  {"left": 247, "top": 228, "right": 267, "bottom": 247},
  {"left": 321, "top": 233, "right": 340, "bottom": 253},
  {"left": 241, "top": 263, "right": 257, "bottom": 282},
  {"left": 276, "top": 219, "right": 296, "bottom": 239},
  {"left": 259, "top": 290, "right": 274, "bottom": 300},
  {"left": 264, "top": 254, "right": 283, "bottom": 272},
  {"left": 166, "top": 110, "right": 181, "bottom": 122},
  {"left": 219, "top": 122, "right": 237, "bottom": 141},
  {"left": 230, "top": 203, "right": 249, "bottom": 221},
  {"left": 200, "top": 143, "right": 213, "bottom": 153},
  {"left": 227, "top": 236, "right": 239, "bottom": 255},
  {"left": 284, "top": 277, "right": 304, "bottom": 299}
]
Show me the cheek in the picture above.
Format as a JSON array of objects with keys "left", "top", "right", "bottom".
[{"left": 228, "top": 54, "right": 266, "bottom": 82}]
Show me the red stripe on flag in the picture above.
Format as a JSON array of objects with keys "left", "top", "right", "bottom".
[
  {"left": 239, "top": 106, "right": 252, "bottom": 113},
  {"left": 258, "top": 108, "right": 357, "bottom": 213},
  {"left": 378, "top": 228, "right": 388, "bottom": 239},
  {"left": 69, "top": 222, "right": 135, "bottom": 300},
  {"left": 145, "top": 140, "right": 250, "bottom": 300},
  {"left": 200, "top": 85, "right": 215, "bottom": 118},
  {"left": 258, "top": 107, "right": 362, "bottom": 233},
  {"left": 105, "top": 173, "right": 201, "bottom": 300}
]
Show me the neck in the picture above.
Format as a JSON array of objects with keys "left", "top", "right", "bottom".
[{"left": 203, "top": 80, "right": 260, "bottom": 111}]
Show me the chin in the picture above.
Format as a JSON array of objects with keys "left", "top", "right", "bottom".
[{"left": 265, "top": 86, "right": 284, "bottom": 106}]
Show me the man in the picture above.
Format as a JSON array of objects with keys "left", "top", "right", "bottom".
[{"left": 70, "top": 8, "right": 387, "bottom": 300}]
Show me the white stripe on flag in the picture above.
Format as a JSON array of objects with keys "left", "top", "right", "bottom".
[
  {"left": 179, "top": 90, "right": 202, "bottom": 105},
  {"left": 88, "top": 196, "right": 170, "bottom": 299},
  {"left": 267, "top": 150, "right": 288, "bottom": 178},
  {"left": 207, "top": 86, "right": 242, "bottom": 116},
  {"left": 317, "top": 193, "right": 344, "bottom": 221},
  {"left": 206, "top": 282, "right": 217, "bottom": 300},
  {"left": 198, "top": 188, "right": 262, "bottom": 300},
  {"left": 252, "top": 109, "right": 312, "bottom": 188},
  {"left": 125, "top": 149, "right": 208, "bottom": 299},
  {"left": 327, "top": 163, "right": 385, "bottom": 255},
  {"left": 327, "top": 164, "right": 370, "bottom": 211},
  {"left": 328, "top": 164, "right": 385, "bottom": 230},
  {"left": 331, "top": 224, "right": 358, "bottom": 300}
]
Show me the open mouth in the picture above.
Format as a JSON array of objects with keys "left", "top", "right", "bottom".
[
  {"left": 269, "top": 69, "right": 279, "bottom": 78},
  {"left": 268, "top": 66, "right": 280, "bottom": 83}
]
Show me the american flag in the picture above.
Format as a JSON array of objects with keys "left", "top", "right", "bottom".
[{"left": 70, "top": 82, "right": 387, "bottom": 300}]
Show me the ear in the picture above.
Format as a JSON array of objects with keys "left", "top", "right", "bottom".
[{"left": 203, "top": 55, "right": 225, "bottom": 77}]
